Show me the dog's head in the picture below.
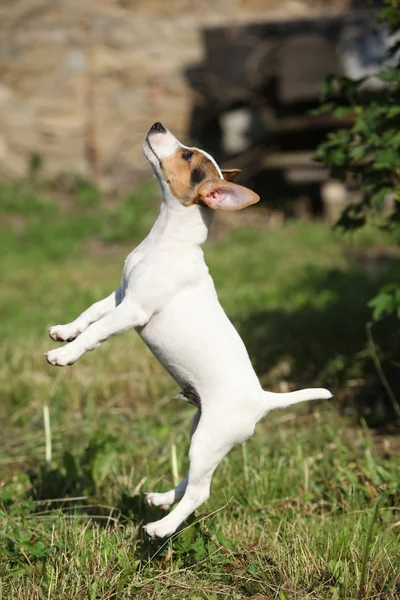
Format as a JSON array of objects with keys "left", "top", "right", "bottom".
[{"left": 143, "top": 122, "right": 259, "bottom": 211}]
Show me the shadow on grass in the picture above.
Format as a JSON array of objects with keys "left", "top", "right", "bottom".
[
  {"left": 235, "top": 262, "right": 400, "bottom": 424},
  {"left": 16, "top": 468, "right": 208, "bottom": 564},
  {"left": 24, "top": 466, "right": 169, "bottom": 554}
]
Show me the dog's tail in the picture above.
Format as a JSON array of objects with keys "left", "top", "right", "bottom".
[{"left": 263, "top": 388, "right": 332, "bottom": 411}]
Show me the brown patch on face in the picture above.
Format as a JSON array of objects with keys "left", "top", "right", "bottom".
[{"left": 160, "top": 147, "right": 221, "bottom": 206}]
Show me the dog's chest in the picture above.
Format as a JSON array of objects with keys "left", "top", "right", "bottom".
[
  {"left": 121, "top": 245, "right": 147, "bottom": 289},
  {"left": 139, "top": 281, "right": 215, "bottom": 379}
]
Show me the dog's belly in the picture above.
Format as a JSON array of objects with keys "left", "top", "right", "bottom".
[{"left": 139, "top": 282, "right": 260, "bottom": 401}]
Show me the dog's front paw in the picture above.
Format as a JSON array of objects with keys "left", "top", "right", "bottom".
[
  {"left": 143, "top": 517, "right": 177, "bottom": 538},
  {"left": 145, "top": 492, "right": 172, "bottom": 511},
  {"left": 44, "top": 345, "right": 81, "bottom": 367},
  {"left": 48, "top": 324, "right": 81, "bottom": 343}
]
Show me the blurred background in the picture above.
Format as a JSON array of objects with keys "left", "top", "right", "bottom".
[
  {"left": 1, "top": 3, "right": 400, "bottom": 597},
  {"left": 0, "top": 0, "right": 390, "bottom": 197}
]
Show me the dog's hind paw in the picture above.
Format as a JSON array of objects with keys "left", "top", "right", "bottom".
[
  {"left": 143, "top": 518, "right": 177, "bottom": 538},
  {"left": 145, "top": 492, "right": 172, "bottom": 511}
]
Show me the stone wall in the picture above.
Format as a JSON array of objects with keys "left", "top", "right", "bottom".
[{"left": 0, "top": 0, "right": 349, "bottom": 189}]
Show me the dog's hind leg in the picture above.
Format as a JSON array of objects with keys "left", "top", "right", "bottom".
[
  {"left": 144, "top": 412, "right": 252, "bottom": 538},
  {"left": 145, "top": 410, "right": 200, "bottom": 510},
  {"left": 146, "top": 477, "right": 189, "bottom": 511},
  {"left": 48, "top": 287, "right": 123, "bottom": 342}
]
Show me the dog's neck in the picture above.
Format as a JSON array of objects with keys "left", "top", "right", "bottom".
[{"left": 148, "top": 185, "right": 214, "bottom": 247}]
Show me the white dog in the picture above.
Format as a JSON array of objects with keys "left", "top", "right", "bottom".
[{"left": 45, "top": 122, "right": 332, "bottom": 538}]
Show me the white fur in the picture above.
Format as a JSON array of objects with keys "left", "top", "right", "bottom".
[{"left": 46, "top": 125, "right": 332, "bottom": 538}]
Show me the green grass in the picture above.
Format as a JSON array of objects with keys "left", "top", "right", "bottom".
[{"left": 0, "top": 181, "right": 399, "bottom": 599}]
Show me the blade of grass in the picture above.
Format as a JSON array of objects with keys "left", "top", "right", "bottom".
[{"left": 357, "top": 496, "right": 381, "bottom": 600}]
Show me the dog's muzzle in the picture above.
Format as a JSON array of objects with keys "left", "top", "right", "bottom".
[
  {"left": 149, "top": 122, "right": 167, "bottom": 135},
  {"left": 144, "top": 122, "right": 180, "bottom": 163}
]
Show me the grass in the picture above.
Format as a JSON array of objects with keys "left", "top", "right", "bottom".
[{"left": 0, "top": 179, "right": 399, "bottom": 599}]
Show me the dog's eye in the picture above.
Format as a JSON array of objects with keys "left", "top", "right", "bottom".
[{"left": 182, "top": 150, "right": 193, "bottom": 162}]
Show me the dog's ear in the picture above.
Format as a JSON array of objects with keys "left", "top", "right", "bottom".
[
  {"left": 197, "top": 179, "right": 260, "bottom": 211},
  {"left": 221, "top": 169, "right": 241, "bottom": 182}
]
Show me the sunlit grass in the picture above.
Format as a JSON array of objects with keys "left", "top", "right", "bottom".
[{"left": 0, "top": 182, "right": 399, "bottom": 599}]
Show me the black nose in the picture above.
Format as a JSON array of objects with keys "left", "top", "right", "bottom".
[{"left": 150, "top": 122, "right": 166, "bottom": 134}]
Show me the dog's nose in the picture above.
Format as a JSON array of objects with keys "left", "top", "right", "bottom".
[{"left": 150, "top": 122, "right": 167, "bottom": 134}]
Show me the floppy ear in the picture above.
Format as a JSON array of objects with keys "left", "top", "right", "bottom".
[
  {"left": 197, "top": 179, "right": 260, "bottom": 211},
  {"left": 221, "top": 168, "right": 241, "bottom": 182}
]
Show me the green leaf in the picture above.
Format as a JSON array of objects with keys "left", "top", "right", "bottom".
[
  {"left": 386, "top": 131, "right": 400, "bottom": 150},
  {"left": 330, "top": 586, "right": 340, "bottom": 600},
  {"left": 371, "top": 187, "right": 394, "bottom": 208},
  {"left": 368, "top": 285, "right": 400, "bottom": 321},
  {"left": 386, "top": 105, "right": 400, "bottom": 119},
  {"left": 91, "top": 448, "right": 117, "bottom": 485},
  {"left": 373, "top": 149, "right": 399, "bottom": 171},
  {"left": 332, "top": 106, "right": 355, "bottom": 119},
  {"left": 188, "top": 536, "right": 208, "bottom": 560},
  {"left": 375, "top": 464, "right": 398, "bottom": 485},
  {"left": 349, "top": 144, "right": 369, "bottom": 161},
  {"left": 310, "top": 102, "right": 335, "bottom": 116},
  {"left": 352, "top": 116, "right": 374, "bottom": 137},
  {"left": 247, "top": 562, "right": 258, "bottom": 574},
  {"left": 21, "top": 540, "right": 49, "bottom": 559},
  {"left": 318, "top": 75, "right": 338, "bottom": 101},
  {"left": 379, "top": 7, "right": 400, "bottom": 30},
  {"left": 335, "top": 204, "right": 366, "bottom": 232},
  {"left": 378, "top": 67, "right": 400, "bottom": 84},
  {"left": 330, "top": 148, "right": 348, "bottom": 166}
]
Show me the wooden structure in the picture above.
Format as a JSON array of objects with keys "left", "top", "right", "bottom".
[{"left": 186, "top": 10, "right": 387, "bottom": 215}]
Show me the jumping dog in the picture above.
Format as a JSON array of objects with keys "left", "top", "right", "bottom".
[{"left": 45, "top": 122, "right": 332, "bottom": 537}]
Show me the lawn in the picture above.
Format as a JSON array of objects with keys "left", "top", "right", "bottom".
[{"left": 0, "top": 180, "right": 399, "bottom": 599}]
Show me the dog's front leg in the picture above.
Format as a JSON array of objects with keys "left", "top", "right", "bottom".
[
  {"left": 45, "top": 298, "right": 148, "bottom": 367},
  {"left": 48, "top": 288, "right": 123, "bottom": 342}
]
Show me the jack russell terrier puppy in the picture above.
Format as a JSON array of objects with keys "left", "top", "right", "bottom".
[{"left": 45, "top": 122, "right": 332, "bottom": 538}]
